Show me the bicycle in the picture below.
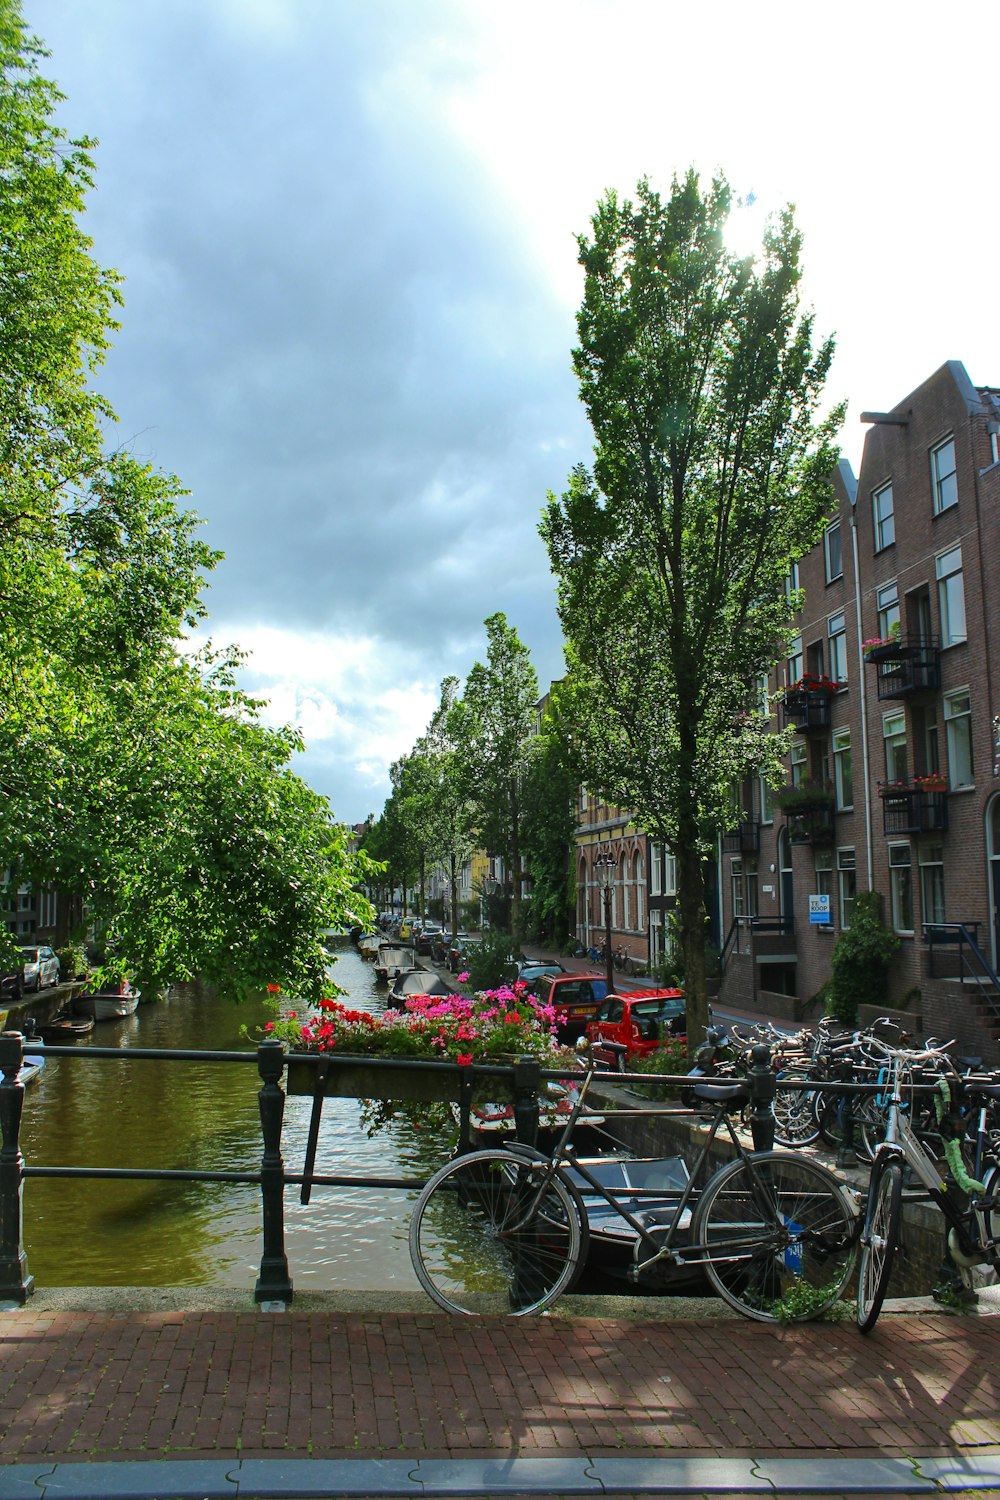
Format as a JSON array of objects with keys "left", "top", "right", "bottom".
[
  {"left": 856, "top": 1041, "right": 1000, "bottom": 1333},
  {"left": 409, "top": 1047, "right": 858, "bottom": 1320}
]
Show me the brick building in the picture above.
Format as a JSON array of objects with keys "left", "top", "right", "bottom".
[{"left": 718, "top": 361, "right": 1000, "bottom": 1062}]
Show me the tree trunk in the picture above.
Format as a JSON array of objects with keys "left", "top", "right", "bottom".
[
  {"left": 676, "top": 825, "right": 708, "bottom": 1062},
  {"left": 449, "top": 851, "right": 459, "bottom": 942}
]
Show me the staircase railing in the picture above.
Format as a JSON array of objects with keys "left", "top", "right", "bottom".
[{"left": 922, "top": 922, "right": 1000, "bottom": 1031}]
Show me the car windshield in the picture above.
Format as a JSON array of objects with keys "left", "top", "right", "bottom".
[{"left": 20, "top": 949, "right": 40, "bottom": 961}]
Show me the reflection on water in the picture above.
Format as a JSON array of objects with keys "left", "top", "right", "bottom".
[{"left": 18, "top": 949, "right": 452, "bottom": 1291}]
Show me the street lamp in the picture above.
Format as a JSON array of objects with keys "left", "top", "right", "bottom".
[{"left": 593, "top": 850, "right": 617, "bottom": 997}]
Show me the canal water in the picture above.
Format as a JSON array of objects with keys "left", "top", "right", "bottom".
[{"left": 18, "top": 949, "right": 446, "bottom": 1293}]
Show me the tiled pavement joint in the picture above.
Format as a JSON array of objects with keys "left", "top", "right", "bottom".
[{"left": 1, "top": 1454, "right": 1000, "bottom": 1498}]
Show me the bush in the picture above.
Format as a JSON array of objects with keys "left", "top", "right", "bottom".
[
  {"left": 462, "top": 929, "right": 517, "bottom": 992},
  {"left": 825, "top": 891, "right": 900, "bottom": 1027},
  {"left": 621, "top": 1038, "right": 690, "bottom": 1099},
  {"left": 56, "top": 943, "right": 89, "bottom": 981}
]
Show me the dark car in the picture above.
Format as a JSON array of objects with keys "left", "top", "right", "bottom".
[
  {"left": 446, "top": 935, "right": 475, "bottom": 973},
  {"left": 415, "top": 925, "right": 443, "bottom": 957},
  {"left": 430, "top": 931, "right": 453, "bottom": 964},
  {"left": 534, "top": 972, "right": 610, "bottom": 1042},
  {"left": 505, "top": 960, "right": 567, "bottom": 989},
  {"left": 2, "top": 967, "right": 22, "bottom": 1004}
]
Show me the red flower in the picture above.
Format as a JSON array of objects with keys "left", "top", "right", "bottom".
[
  {"left": 504, "top": 1011, "right": 522, "bottom": 1026},
  {"left": 457, "top": 1053, "right": 473, "bottom": 1066},
  {"left": 267, "top": 983, "right": 281, "bottom": 994}
]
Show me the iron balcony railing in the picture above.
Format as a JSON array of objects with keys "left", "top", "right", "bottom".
[
  {"left": 865, "top": 634, "right": 941, "bottom": 700},
  {"left": 877, "top": 782, "right": 949, "bottom": 834}
]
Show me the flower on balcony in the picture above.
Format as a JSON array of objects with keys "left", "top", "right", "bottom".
[
  {"left": 774, "top": 779, "right": 835, "bottom": 811},
  {"left": 863, "top": 623, "right": 902, "bottom": 659},
  {"left": 913, "top": 772, "right": 948, "bottom": 793},
  {"left": 787, "top": 673, "right": 840, "bottom": 696}
]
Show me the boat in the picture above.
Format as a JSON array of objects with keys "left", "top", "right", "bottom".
[
  {"left": 457, "top": 1079, "right": 607, "bottom": 1150},
  {"left": 356, "top": 932, "right": 383, "bottom": 961},
  {"left": 563, "top": 1154, "right": 707, "bottom": 1293},
  {"left": 386, "top": 970, "right": 453, "bottom": 1009},
  {"left": 373, "top": 943, "right": 417, "bottom": 985},
  {"left": 72, "top": 982, "right": 140, "bottom": 1021},
  {"left": 35, "top": 1010, "right": 95, "bottom": 1044},
  {"left": 20, "top": 1051, "right": 46, "bottom": 1087}
]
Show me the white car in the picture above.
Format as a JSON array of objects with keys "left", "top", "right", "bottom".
[{"left": 20, "top": 944, "right": 60, "bottom": 991}]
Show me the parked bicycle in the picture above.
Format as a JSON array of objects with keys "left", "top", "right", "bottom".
[
  {"left": 408, "top": 1044, "right": 858, "bottom": 1320},
  {"left": 856, "top": 1039, "right": 1000, "bottom": 1332}
]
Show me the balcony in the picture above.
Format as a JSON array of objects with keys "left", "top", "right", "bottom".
[
  {"left": 877, "top": 781, "right": 949, "bottom": 835},
  {"left": 864, "top": 635, "right": 941, "bottom": 700},
  {"left": 775, "top": 782, "right": 836, "bottom": 847},
  {"left": 722, "top": 820, "right": 761, "bottom": 856},
  {"left": 782, "top": 679, "right": 837, "bottom": 734}
]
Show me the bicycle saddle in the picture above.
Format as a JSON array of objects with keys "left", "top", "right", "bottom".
[{"left": 692, "top": 1080, "right": 749, "bottom": 1106}]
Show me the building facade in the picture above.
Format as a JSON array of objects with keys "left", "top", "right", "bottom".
[{"left": 718, "top": 361, "right": 1000, "bottom": 1060}]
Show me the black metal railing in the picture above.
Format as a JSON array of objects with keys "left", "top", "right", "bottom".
[
  {"left": 877, "top": 783, "right": 949, "bottom": 834},
  {"left": 866, "top": 635, "right": 941, "bottom": 699},
  {"left": 722, "top": 819, "right": 760, "bottom": 855},
  {"left": 0, "top": 1034, "right": 546, "bottom": 1307},
  {"left": 922, "top": 923, "right": 1000, "bottom": 1031},
  {"left": 781, "top": 688, "right": 833, "bottom": 734}
]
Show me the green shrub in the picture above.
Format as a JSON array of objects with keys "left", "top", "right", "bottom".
[
  {"left": 825, "top": 890, "right": 900, "bottom": 1027},
  {"left": 462, "top": 929, "right": 517, "bottom": 991},
  {"left": 56, "top": 943, "right": 88, "bottom": 981},
  {"left": 621, "top": 1038, "right": 689, "bottom": 1098}
]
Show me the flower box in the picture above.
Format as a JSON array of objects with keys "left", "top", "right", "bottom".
[{"left": 285, "top": 1054, "right": 479, "bottom": 1103}]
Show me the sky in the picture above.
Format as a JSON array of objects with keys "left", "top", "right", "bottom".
[{"left": 27, "top": 0, "right": 1000, "bottom": 825}]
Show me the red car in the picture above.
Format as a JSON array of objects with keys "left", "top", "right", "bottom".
[{"left": 585, "top": 988, "right": 685, "bottom": 1066}]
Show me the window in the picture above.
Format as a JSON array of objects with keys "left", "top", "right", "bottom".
[
  {"left": 785, "top": 561, "right": 800, "bottom": 601},
  {"left": 787, "top": 634, "right": 803, "bottom": 687},
  {"left": 888, "top": 844, "right": 914, "bottom": 933},
  {"left": 806, "top": 640, "right": 825, "bottom": 678},
  {"left": 649, "top": 842, "right": 662, "bottom": 896},
  {"left": 931, "top": 436, "right": 958, "bottom": 515},
  {"left": 837, "top": 848, "right": 856, "bottom": 930},
  {"left": 759, "top": 775, "right": 773, "bottom": 825},
  {"left": 873, "top": 482, "right": 895, "bottom": 550},
  {"left": 943, "top": 688, "right": 973, "bottom": 788},
  {"left": 824, "top": 520, "right": 843, "bottom": 582},
  {"left": 828, "top": 609, "right": 847, "bottom": 685},
  {"left": 814, "top": 849, "right": 833, "bottom": 922},
  {"left": 790, "top": 740, "right": 808, "bottom": 786},
  {"left": 730, "top": 858, "right": 745, "bottom": 920},
  {"left": 936, "top": 545, "right": 967, "bottom": 646},
  {"left": 876, "top": 582, "right": 900, "bottom": 641},
  {"left": 919, "top": 843, "right": 945, "bottom": 925},
  {"left": 746, "top": 863, "right": 759, "bottom": 920},
  {"left": 883, "top": 711, "right": 908, "bottom": 785},
  {"left": 833, "top": 729, "right": 853, "bottom": 810},
  {"left": 663, "top": 849, "right": 677, "bottom": 898}
]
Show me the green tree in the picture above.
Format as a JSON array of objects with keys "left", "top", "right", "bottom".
[
  {"left": 541, "top": 171, "right": 842, "bottom": 1051},
  {"left": 454, "top": 614, "right": 539, "bottom": 948},
  {"left": 520, "top": 691, "right": 578, "bottom": 946},
  {"left": 423, "top": 677, "right": 475, "bottom": 942},
  {"left": 0, "top": 1, "right": 373, "bottom": 993}
]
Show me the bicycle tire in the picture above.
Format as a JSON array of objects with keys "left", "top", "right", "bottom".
[
  {"left": 408, "top": 1149, "right": 587, "bottom": 1316},
  {"left": 773, "top": 1081, "right": 822, "bottom": 1147},
  {"left": 691, "top": 1151, "right": 857, "bottom": 1323},
  {"left": 856, "top": 1158, "right": 903, "bottom": 1333}
]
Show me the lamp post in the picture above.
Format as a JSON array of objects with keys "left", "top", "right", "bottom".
[{"left": 593, "top": 850, "right": 616, "bottom": 997}]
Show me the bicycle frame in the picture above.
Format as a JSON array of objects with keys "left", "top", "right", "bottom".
[
  {"left": 865, "top": 1055, "right": 998, "bottom": 1266},
  {"left": 501, "top": 1067, "right": 831, "bottom": 1280}
]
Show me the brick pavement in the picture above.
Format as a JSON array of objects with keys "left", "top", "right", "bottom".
[{"left": 1, "top": 1304, "right": 998, "bottom": 1467}]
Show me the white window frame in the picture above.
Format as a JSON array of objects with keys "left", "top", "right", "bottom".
[
  {"left": 833, "top": 728, "right": 853, "bottom": 810},
  {"left": 936, "top": 545, "right": 967, "bottom": 647},
  {"left": 824, "top": 520, "right": 843, "bottom": 583},
  {"left": 873, "top": 482, "right": 895, "bottom": 551},
  {"left": 888, "top": 843, "right": 914, "bottom": 934},
  {"left": 931, "top": 436, "right": 958, "bottom": 515},
  {"left": 828, "top": 609, "right": 847, "bottom": 685},
  {"left": 919, "top": 843, "right": 945, "bottom": 926},
  {"left": 943, "top": 688, "right": 973, "bottom": 788},
  {"left": 649, "top": 842, "right": 662, "bottom": 897},
  {"left": 836, "top": 848, "right": 856, "bottom": 930},
  {"left": 787, "top": 634, "right": 803, "bottom": 687},
  {"left": 790, "top": 740, "right": 808, "bottom": 787},
  {"left": 882, "top": 711, "right": 908, "bottom": 785},
  {"left": 876, "top": 581, "right": 900, "bottom": 640}
]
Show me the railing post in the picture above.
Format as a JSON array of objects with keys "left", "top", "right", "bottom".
[
  {"left": 255, "top": 1039, "right": 293, "bottom": 1305},
  {"left": 512, "top": 1056, "right": 540, "bottom": 1146},
  {"left": 747, "top": 1043, "right": 775, "bottom": 1153},
  {"left": 0, "top": 1032, "right": 34, "bottom": 1304}
]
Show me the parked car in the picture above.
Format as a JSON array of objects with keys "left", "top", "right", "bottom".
[
  {"left": 430, "top": 931, "right": 453, "bottom": 964},
  {"left": 415, "top": 925, "right": 443, "bottom": 956},
  {"left": 19, "top": 945, "right": 60, "bottom": 992},
  {"left": 2, "top": 966, "right": 22, "bottom": 1003},
  {"left": 505, "top": 960, "right": 566, "bottom": 989},
  {"left": 446, "top": 934, "right": 475, "bottom": 973},
  {"left": 585, "top": 989, "right": 686, "bottom": 1067},
  {"left": 534, "top": 972, "right": 610, "bottom": 1041},
  {"left": 398, "top": 917, "right": 417, "bottom": 941}
]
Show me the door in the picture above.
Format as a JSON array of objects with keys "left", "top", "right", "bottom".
[{"left": 778, "top": 828, "right": 795, "bottom": 933}]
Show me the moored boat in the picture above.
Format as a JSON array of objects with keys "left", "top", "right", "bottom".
[
  {"left": 373, "top": 943, "right": 417, "bottom": 985},
  {"left": 72, "top": 982, "right": 140, "bottom": 1021},
  {"left": 36, "top": 1010, "right": 95, "bottom": 1044}
]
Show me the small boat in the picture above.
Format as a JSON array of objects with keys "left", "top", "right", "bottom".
[
  {"left": 356, "top": 932, "right": 383, "bottom": 960},
  {"left": 36, "top": 1010, "right": 95, "bottom": 1044},
  {"left": 386, "top": 970, "right": 453, "bottom": 1009},
  {"left": 20, "top": 1051, "right": 46, "bottom": 1087},
  {"left": 373, "top": 943, "right": 417, "bottom": 985},
  {"left": 72, "top": 982, "right": 140, "bottom": 1021},
  {"left": 458, "top": 1080, "right": 606, "bottom": 1149},
  {"left": 563, "top": 1155, "right": 707, "bottom": 1294}
]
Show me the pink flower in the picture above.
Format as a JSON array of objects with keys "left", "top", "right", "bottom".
[{"left": 457, "top": 971, "right": 470, "bottom": 983}]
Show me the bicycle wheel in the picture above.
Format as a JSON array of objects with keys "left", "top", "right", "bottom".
[
  {"left": 691, "top": 1151, "right": 857, "bottom": 1322},
  {"left": 773, "top": 1080, "right": 821, "bottom": 1147},
  {"left": 857, "top": 1158, "right": 903, "bottom": 1332},
  {"left": 409, "top": 1149, "right": 587, "bottom": 1316}
]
